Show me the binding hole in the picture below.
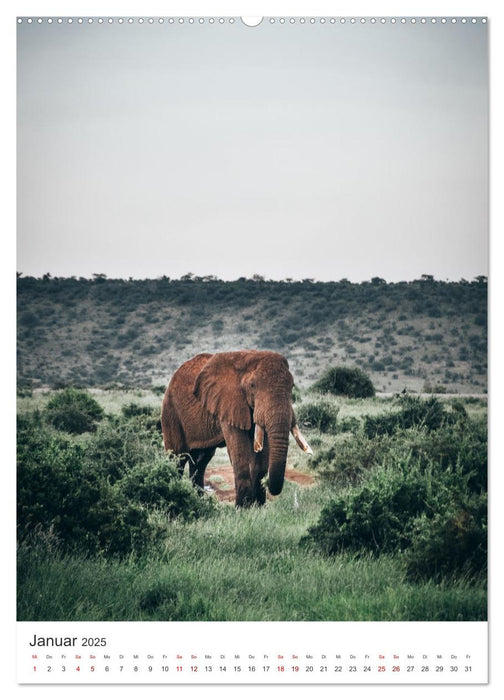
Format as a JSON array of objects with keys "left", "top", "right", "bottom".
[{"left": 241, "top": 17, "right": 263, "bottom": 27}]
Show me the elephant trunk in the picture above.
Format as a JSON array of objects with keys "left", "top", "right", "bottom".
[{"left": 266, "top": 423, "right": 290, "bottom": 496}]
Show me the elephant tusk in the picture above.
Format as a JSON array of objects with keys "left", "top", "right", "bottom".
[
  {"left": 292, "top": 425, "right": 313, "bottom": 455},
  {"left": 254, "top": 424, "right": 264, "bottom": 453}
]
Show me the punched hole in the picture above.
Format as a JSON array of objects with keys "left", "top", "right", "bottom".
[{"left": 241, "top": 17, "right": 263, "bottom": 27}]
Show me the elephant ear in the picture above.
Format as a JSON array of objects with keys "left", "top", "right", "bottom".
[{"left": 193, "top": 352, "right": 252, "bottom": 430}]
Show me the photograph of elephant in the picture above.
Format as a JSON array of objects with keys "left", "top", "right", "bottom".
[
  {"left": 162, "top": 351, "right": 313, "bottom": 507},
  {"left": 17, "top": 16, "right": 487, "bottom": 622}
]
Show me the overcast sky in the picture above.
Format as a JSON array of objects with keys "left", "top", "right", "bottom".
[{"left": 17, "top": 17, "right": 488, "bottom": 282}]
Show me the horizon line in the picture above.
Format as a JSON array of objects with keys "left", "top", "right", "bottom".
[{"left": 16, "top": 272, "right": 488, "bottom": 284}]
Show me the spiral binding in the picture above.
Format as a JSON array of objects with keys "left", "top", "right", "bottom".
[{"left": 17, "top": 17, "right": 487, "bottom": 26}]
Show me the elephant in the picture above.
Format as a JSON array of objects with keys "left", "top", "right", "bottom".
[{"left": 161, "top": 350, "right": 313, "bottom": 507}]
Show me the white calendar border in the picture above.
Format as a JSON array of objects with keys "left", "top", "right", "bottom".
[{"left": 5, "top": 0, "right": 502, "bottom": 697}]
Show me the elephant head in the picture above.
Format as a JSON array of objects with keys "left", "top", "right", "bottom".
[{"left": 193, "top": 350, "right": 312, "bottom": 500}]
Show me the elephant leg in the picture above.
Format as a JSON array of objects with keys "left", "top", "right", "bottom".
[
  {"left": 221, "top": 424, "right": 255, "bottom": 507},
  {"left": 188, "top": 448, "right": 216, "bottom": 489},
  {"left": 177, "top": 454, "right": 189, "bottom": 478},
  {"left": 250, "top": 436, "right": 269, "bottom": 506}
]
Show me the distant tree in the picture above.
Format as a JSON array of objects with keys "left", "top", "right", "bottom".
[
  {"left": 311, "top": 366, "right": 375, "bottom": 398},
  {"left": 45, "top": 388, "right": 104, "bottom": 434}
]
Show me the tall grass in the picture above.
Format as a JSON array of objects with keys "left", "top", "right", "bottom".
[
  {"left": 17, "top": 391, "right": 487, "bottom": 622},
  {"left": 17, "top": 482, "right": 486, "bottom": 622}
]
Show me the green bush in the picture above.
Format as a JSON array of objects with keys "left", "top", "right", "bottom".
[
  {"left": 304, "top": 457, "right": 428, "bottom": 555},
  {"left": 303, "top": 424, "right": 487, "bottom": 581},
  {"left": 311, "top": 433, "right": 394, "bottom": 487},
  {"left": 423, "top": 383, "right": 448, "bottom": 394},
  {"left": 45, "top": 388, "right": 104, "bottom": 434},
  {"left": 84, "top": 415, "right": 161, "bottom": 484},
  {"left": 121, "top": 402, "right": 155, "bottom": 418},
  {"left": 311, "top": 366, "right": 375, "bottom": 398},
  {"left": 400, "top": 421, "right": 487, "bottom": 492},
  {"left": 291, "top": 385, "right": 302, "bottom": 403},
  {"left": 121, "top": 458, "right": 215, "bottom": 520},
  {"left": 296, "top": 399, "right": 339, "bottom": 433},
  {"left": 17, "top": 412, "right": 215, "bottom": 557},
  {"left": 337, "top": 416, "right": 361, "bottom": 433},
  {"left": 17, "top": 414, "right": 134, "bottom": 554},
  {"left": 405, "top": 492, "right": 487, "bottom": 580},
  {"left": 120, "top": 403, "right": 162, "bottom": 433},
  {"left": 311, "top": 416, "right": 486, "bottom": 493},
  {"left": 363, "top": 395, "right": 458, "bottom": 437}
]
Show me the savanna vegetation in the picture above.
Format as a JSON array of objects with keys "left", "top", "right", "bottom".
[
  {"left": 17, "top": 384, "right": 487, "bottom": 622},
  {"left": 16, "top": 274, "right": 487, "bottom": 621},
  {"left": 17, "top": 274, "right": 487, "bottom": 394}
]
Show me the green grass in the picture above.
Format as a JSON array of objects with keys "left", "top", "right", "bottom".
[
  {"left": 17, "top": 482, "right": 486, "bottom": 622},
  {"left": 16, "top": 387, "right": 162, "bottom": 416},
  {"left": 17, "top": 390, "right": 487, "bottom": 622}
]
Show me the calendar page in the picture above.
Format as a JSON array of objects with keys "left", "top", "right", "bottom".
[{"left": 15, "top": 1, "right": 489, "bottom": 688}]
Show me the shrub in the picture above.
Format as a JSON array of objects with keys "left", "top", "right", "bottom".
[
  {"left": 17, "top": 412, "right": 215, "bottom": 557},
  {"left": 310, "top": 433, "right": 394, "bottom": 487},
  {"left": 45, "top": 388, "right": 104, "bottom": 434},
  {"left": 423, "top": 383, "right": 448, "bottom": 394},
  {"left": 83, "top": 415, "right": 162, "bottom": 484},
  {"left": 311, "top": 366, "right": 375, "bottom": 398},
  {"left": 19, "top": 311, "right": 39, "bottom": 327},
  {"left": 121, "top": 458, "right": 215, "bottom": 520},
  {"left": 121, "top": 402, "right": 157, "bottom": 419},
  {"left": 363, "top": 395, "right": 454, "bottom": 437},
  {"left": 296, "top": 399, "right": 339, "bottom": 433},
  {"left": 401, "top": 420, "right": 486, "bottom": 491},
  {"left": 370, "top": 360, "right": 386, "bottom": 372},
  {"left": 303, "top": 421, "right": 487, "bottom": 581},
  {"left": 312, "top": 416, "right": 486, "bottom": 492},
  {"left": 338, "top": 416, "right": 361, "bottom": 433},
  {"left": 304, "top": 457, "right": 428, "bottom": 555},
  {"left": 17, "top": 415, "right": 133, "bottom": 554},
  {"left": 291, "top": 385, "right": 302, "bottom": 403},
  {"left": 405, "top": 492, "right": 487, "bottom": 580}
]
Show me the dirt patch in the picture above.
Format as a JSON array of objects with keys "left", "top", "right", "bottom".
[{"left": 204, "top": 464, "right": 315, "bottom": 502}]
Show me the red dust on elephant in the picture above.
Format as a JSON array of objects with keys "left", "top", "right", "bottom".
[{"left": 161, "top": 350, "right": 312, "bottom": 507}]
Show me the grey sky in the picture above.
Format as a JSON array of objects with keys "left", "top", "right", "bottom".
[{"left": 17, "top": 18, "right": 488, "bottom": 282}]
